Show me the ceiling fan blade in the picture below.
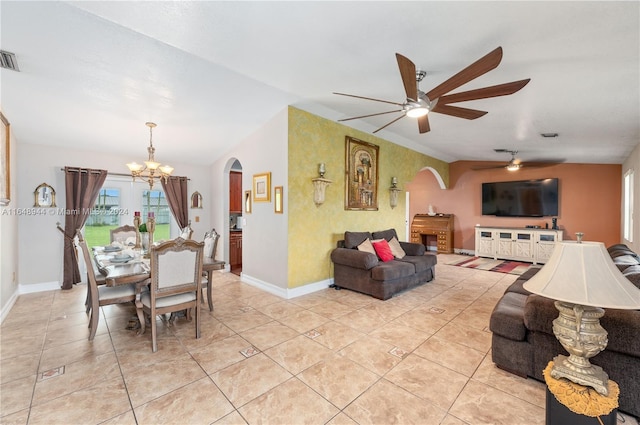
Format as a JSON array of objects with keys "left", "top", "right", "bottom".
[
  {"left": 333, "top": 92, "right": 404, "bottom": 106},
  {"left": 396, "top": 53, "right": 418, "bottom": 101},
  {"left": 472, "top": 165, "right": 509, "bottom": 171},
  {"left": 438, "top": 79, "right": 531, "bottom": 104},
  {"left": 417, "top": 115, "right": 430, "bottom": 133},
  {"left": 338, "top": 109, "right": 404, "bottom": 122},
  {"left": 432, "top": 104, "right": 488, "bottom": 120},
  {"left": 372, "top": 114, "right": 407, "bottom": 133},
  {"left": 426, "top": 47, "right": 503, "bottom": 101},
  {"left": 522, "top": 161, "right": 565, "bottom": 168}
]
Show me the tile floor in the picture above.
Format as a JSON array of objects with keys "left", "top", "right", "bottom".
[{"left": 1, "top": 254, "right": 637, "bottom": 424}]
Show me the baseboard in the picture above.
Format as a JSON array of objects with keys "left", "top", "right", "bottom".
[
  {"left": 0, "top": 290, "right": 19, "bottom": 324},
  {"left": 240, "top": 273, "right": 333, "bottom": 300},
  {"left": 454, "top": 248, "right": 475, "bottom": 256}
]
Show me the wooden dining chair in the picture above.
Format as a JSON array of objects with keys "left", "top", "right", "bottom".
[
  {"left": 77, "top": 233, "right": 137, "bottom": 341},
  {"left": 201, "top": 228, "right": 225, "bottom": 311},
  {"left": 110, "top": 224, "right": 137, "bottom": 244},
  {"left": 140, "top": 237, "right": 204, "bottom": 352}
]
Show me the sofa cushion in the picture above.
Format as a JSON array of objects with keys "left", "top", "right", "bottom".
[
  {"left": 490, "top": 292, "right": 529, "bottom": 341},
  {"left": 388, "top": 236, "right": 406, "bottom": 259},
  {"left": 344, "top": 231, "right": 372, "bottom": 249},
  {"left": 623, "top": 265, "right": 640, "bottom": 289},
  {"left": 505, "top": 268, "right": 540, "bottom": 295},
  {"left": 398, "top": 254, "right": 437, "bottom": 273},
  {"left": 372, "top": 229, "right": 398, "bottom": 242},
  {"left": 372, "top": 239, "right": 394, "bottom": 262},
  {"left": 357, "top": 239, "right": 376, "bottom": 255},
  {"left": 371, "top": 260, "right": 415, "bottom": 281}
]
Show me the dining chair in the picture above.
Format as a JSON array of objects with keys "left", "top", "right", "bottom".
[
  {"left": 180, "top": 221, "right": 194, "bottom": 240},
  {"left": 202, "top": 228, "right": 225, "bottom": 311},
  {"left": 110, "top": 224, "right": 137, "bottom": 244},
  {"left": 141, "top": 237, "right": 204, "bottom": 352},
  {"left": 77, "top": 232, "right": 137, "bottom": 341}
]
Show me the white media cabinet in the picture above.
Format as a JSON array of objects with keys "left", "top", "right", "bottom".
[{"left": 475, "top": 226, "right": 563, "bottom": 264}]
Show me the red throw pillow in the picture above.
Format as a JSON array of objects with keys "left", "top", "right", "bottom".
[{"left": 372, "top": 239, "right": 394, "bottom": 262}]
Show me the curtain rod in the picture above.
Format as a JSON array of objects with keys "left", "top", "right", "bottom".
[{"left": 60, "top": 168, "right": 189, "bottom": 180}]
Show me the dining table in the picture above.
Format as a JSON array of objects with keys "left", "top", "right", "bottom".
[{"left": 91, "top": 245, "right": 222, "bottom": 334}]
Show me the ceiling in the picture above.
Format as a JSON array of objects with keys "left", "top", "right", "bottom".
[{"left": 1, "top": 1, "right": 638, "bottom": 167}]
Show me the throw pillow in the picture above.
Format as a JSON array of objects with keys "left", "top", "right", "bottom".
[
  {"left": 371, "top": 239, "right": 394, "bottom": 262},
  {"left": 388, "top": 236, "right": 406, "bottom": 259},
  {"left": 357, "top": 238, "right": 376, "bottom": 255}
]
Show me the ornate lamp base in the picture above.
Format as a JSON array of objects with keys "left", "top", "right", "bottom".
[
  {"left": 551, "top": 301, "right": 609, "bottom": 396},
  {"left": 550, "top": 354, "right": 609, "bottom": 395}
]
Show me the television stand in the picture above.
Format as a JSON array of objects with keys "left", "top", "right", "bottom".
[{"left": 475, "top": 226, "right": 563, "bottom": 264}]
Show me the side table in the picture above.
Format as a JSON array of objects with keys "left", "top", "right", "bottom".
[{"left": 543, "top": 361, "right": 619, "bottom": 425}]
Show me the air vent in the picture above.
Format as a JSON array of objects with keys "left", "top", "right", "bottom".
[{"left": 0, "top": 50, "right": 20, "bottom": 72}]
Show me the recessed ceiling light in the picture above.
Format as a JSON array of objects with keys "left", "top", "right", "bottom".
[{"left": 540, "top": 133, "right": 559, "bottom": 138}]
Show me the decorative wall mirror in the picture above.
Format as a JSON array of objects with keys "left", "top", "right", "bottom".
[
  {"left": 190, "top": 191, "right": 203, "bottom": 209},
  {"left": 34, "top": 182, "right": 56, "bottom": 207}
]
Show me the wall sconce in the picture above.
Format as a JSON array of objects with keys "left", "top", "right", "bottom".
[
  {"left": 312, "top": 163, "right": 332, "bottom": 206},
  {"left": 389, "top": 177, "right": 401, "bottom": 209}
]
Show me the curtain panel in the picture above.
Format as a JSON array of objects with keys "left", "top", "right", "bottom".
[
  {"left": 62, "top": 166, "right": 107, "bottom": 289},
  {"left": 162, "top": 176, "right": 189, "bottom": 230}
]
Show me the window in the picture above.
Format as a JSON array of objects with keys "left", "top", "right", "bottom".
[
  {"left": 82, "top": 176, "right": 177, "bottom": 247},
  {"left": 623, "top": 169, "right": 634, "bottom": 242},
  {"left": 142, "top": 190, "right": 170, "bottom": 241},
  {"left": 84, "top": 188, "right": 122, "bottom": 247}
]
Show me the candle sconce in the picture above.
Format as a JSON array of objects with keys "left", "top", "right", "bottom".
[
  {"left": 312, "top": 162, "right": 332, "bottom": 206},
  {"left": 389, "top": 177, "right": 401, "bottom": 209}
]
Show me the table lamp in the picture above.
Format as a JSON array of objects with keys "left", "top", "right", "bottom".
[{"left": 523, "top": 233, "right": 640, "bottom": 395}]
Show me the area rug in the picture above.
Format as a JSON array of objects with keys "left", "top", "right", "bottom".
[{"left": 447, "top": 256, "right": 539, "bottom": 275}]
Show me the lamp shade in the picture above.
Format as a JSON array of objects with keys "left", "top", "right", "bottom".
[{"left": 523, "top": 241, "right": 640, "bottom": 309}]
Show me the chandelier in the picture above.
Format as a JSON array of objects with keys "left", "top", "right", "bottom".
[{"left": 126, "top": 122, "right": 173, "bottom": 190}]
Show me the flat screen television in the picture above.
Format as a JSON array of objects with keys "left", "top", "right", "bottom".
[{"left": 482, "top": 178, "right": 559, "bottom": 217}]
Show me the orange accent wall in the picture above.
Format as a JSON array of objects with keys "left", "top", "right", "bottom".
[{"left": 407, "top": 161, "right": 622, "bottom": 251}]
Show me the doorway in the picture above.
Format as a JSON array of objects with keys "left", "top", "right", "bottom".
[{"left": 229, "top": 160, "right": 243, "bottom": 276}]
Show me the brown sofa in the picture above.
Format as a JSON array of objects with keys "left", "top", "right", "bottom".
[
  {"left": 330, "top": 229, "right": 437, "bottom": 300},
  {"left": 490, "top": 244, "right": 640, "bottom": 417}
]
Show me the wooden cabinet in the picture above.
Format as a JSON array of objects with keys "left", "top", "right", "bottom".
[
  {"left": 410, "top": 214, "right": 454, "bottom": 254},
  {"left": 229, "top": 231, "right": 242, "bottom": 269},
  {"left": 475, "top": 227, "right": 563, "bottom": 264},
  {"left": 229, "top": 171, "right": 242, "bottom": 213}
]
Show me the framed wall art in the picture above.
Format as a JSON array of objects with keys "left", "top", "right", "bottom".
[
  {"left": 0, "top": 112, "right": 10, "bottom": 206},
  {"left": 252, "top": 172, "right": 271, "bottom": 202},
  {"left": 345, "top": 136, "right": 379, "bottom": 210},
  {"left": 274, "top": 186, "right": 283, "bottom": 214}
]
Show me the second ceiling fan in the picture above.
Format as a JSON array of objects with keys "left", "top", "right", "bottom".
[{"left": 334, "top": 47, "right": 530, "bottom": 134}]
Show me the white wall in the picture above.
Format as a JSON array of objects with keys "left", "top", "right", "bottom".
[
  {"left": 622, "top": 142, "right": 640, "bottom": 252},
  {"left": 15, "top": 143, "right": 211, "bottom": 288},
  {"left": 210, "top": 108, "right": 289, "bottom": 292}
]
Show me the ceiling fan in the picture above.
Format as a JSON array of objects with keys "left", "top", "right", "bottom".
[
  {"left": 334, "top": 47, "right": 530, "bottom": 134},
  {"left": 473, "top": 149, "right": 564, "bottom": 171}
]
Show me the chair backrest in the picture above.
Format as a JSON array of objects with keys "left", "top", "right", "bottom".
[
  {"left": 150, "top": 238, "right": 203, "bottom": 299},
  {"left": 203, "top": 228, "right": 220, "bottom": 260},
  {"left": 179, "top": 221, "right": 194, "bottom": 240},
  {"left": 110, "top": 225, "right": 137, "bottom": 243},
  {"left": 76, "top": 232, "right": 100, "bottom": 305}
]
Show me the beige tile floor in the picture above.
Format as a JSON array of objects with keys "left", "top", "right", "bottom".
[{"left": 1, "top": 254, "right": 637, "bottom": 425}]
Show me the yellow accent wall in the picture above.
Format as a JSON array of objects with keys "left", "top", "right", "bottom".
[{"left": 287, "top": 106, "right": 449, "bottom": 288}]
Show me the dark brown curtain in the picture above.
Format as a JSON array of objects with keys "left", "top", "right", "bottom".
[
  {"left": 162, "top": 176, "right": 188, "bottom": 230},
  {"left": 62, "top": 166, "right": 107, "bottom": 289}
]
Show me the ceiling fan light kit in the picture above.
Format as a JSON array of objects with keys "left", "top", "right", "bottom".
[{"left": 335, "top": 46, "right": 530, "bottom": 135}]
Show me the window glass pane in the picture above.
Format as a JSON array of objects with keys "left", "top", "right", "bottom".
[
  {"left": 624, "top": 170, "right": 634, "bottom": 242},
  {"left": 84, "top": 188, "right": 121, "bottom": 247},
  {"left": 142, "top": 190, "right": 170, "bottom": 241}
]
